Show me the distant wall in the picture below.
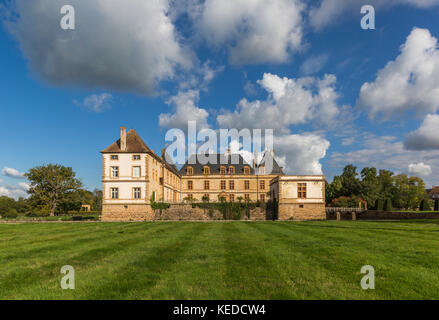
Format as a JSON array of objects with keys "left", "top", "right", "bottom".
[{"left": 327, "top": 210, "right": 439, "bottom": 221}]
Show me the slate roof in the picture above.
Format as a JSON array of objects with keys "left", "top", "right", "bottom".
[
  {"left": 179, "top": 151, "right": 284, "bottom": 176},
  {"left": 257, "top": 152, "right": 284, "bottom": 175}
]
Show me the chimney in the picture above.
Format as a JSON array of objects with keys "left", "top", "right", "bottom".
[{"left": 120, "top": 127, "right": 127, "bottom": 151}]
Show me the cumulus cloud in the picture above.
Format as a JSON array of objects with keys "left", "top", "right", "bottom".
[
  {"left": 300, "top": 54, "right": 329, "bottom": 75},
  {"left": 159, "top": 90, "right": 210, "bottom": 131},
  {"left": 4, "top": 0, "right": 193, "bottom": 95},
  {"left": 405, "top": 114, "right": 439, "bottom": 150},
  {"left": 74, "top": 93, "right": 113, "bottom": 113},
  {"left": 217, "top": 73, "right": 342, "bottom": 133},
  {"left": 1, "top": 167, "right": 25, "bottom": 179},
  {"left": 193, "top": 0, "right": 305, "bottom": 64},
  {"left": 310, "top": 0, "right": 439, "bottom": 30},
  {"left": 408, "top": 162, "right": 432, "bottom": 177},
  {"left": 358, "top": 28, "right": 439, "bottom": 119},
  {"left": 275, "top": 134, "right": 330, "bottom": 174},
  {"left": 331, "top": 134, "right": 439, "bottom": 186},
  {"left": 0, "top": 183, "right": 29, "bottom": 199}
]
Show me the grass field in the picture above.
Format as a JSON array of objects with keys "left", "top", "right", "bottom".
[{"left": 1, "top": 220, "right": 439, "bottom": 300}]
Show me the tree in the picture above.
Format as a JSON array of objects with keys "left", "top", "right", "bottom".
[
  {"left": 375, "top": 199, "right": 384, "bottom": 211},
  {"left": 25, "top": 164, "right": 82, "bottom": 216},
  {"left": 339, "top": 165, "right": 361, "bottom": 197},
  {"left": 435, "top": 199, "right": 439, "bottom": 212},
  {"left": 384, "top": 199, "right": 393, "bottom": 211},
  {"left": 325, "top": 176, "right": 342, "bottom": 205},
  {"left": 360, "top": 167, "right": 380, "bottom": 206},
  {"left": 420, "top": 199, "right": 431, "bottom": 211}
]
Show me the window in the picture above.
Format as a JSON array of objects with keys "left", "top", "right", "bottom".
[
  {"left": 260, "top": 180, "right": 265, "bottom": 190},
  {"left": 258, "top": 166, "right": 265, "bottom": 175},
  {"left": 245, "top": 194, "right": 250, "bottom": 201},
  {"left": 228, "top": 166, "right": 235, "bottom": 174},
  {"left": 188, "top": 181, "right": 193, "bottom": 190},
  {"left": 111, "top": 166, "right": 119, "bottom": 178},
  {"left": 229, "top": 180, "right": 235, "bottom": 190},
  {"left": 260, "top": 194, "right": 265, "bottom": 202},
  {"left": 204, "top": 180, "right": 210, "bottom": 190},
  {"left": 299, "top": 204, "right": 304, "bottom": 208},
  {"left": 244, "top": 180, "right": 250, "bottom": 190},
  {"left": 298, "top": 183, "right": 307, "bottom": 199},
  {"left": 111, "top": 188, "right": 119, "bottom": 199},
  {"left": 132, "top": 166, "right": 141, "bottom": 178},
  {"left": 133, "top": 155, "right": 141, "bottom": 160},
  {"left": 220, "top": 166, "right": 226, "bottom": 175},
  {"left": 229, "top": 194, "right": 235, "bottom": 202},
  {"left": 133, "top": 188, "right": 141, "bottom": 199},
  {"left": 187, "top": 167, "right": 193, "bottom": 175},
  {"left": 188, "top": 194, "right": 193, "bottom": 200},
  {"left": 111, "top": 155, "right": 118, "bottom": 160},
  {"left": 244, "top": 166, "right": 250, "bottom": 175},
  {"left": 220, "top": 180, "right": 226, "bottom": 190},
  {"left": 203, "top": 167, "right": 210, "bottom": 175}
]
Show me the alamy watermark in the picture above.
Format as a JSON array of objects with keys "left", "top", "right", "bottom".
[
  {"left": 60, "top": 265, "right": 75, "bottom": 290},
  {"left": 60, "top": 5, "right": 75, "bottom": 30},
  {"left": 360, "top": 265, "right": 375, "bottom": 290},
  {"left": 361, "top": 5, "right": 375, "bottom": 30},
  {"left": 164, "top": 121, "right": 274, "bottom": 174}
]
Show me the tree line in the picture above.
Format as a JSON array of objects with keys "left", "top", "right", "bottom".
[
  {"left": 0, "top": 164, "right": 102, "bottom": 218},
  {"left": 326, "top": 165, "right": 436, "bottom": 211}
]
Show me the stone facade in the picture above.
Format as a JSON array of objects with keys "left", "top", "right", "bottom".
[{"left": 101, "top": 127, "right": 327, "bottom": 222}]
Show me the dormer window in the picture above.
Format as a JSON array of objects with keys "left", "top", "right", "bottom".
[
  {"left": 244, "top": 166, "right": 250, "bottom": 175},
  {"left": 258, "top": 166, "right": 265, "bottom": 175},
  {"left": 203, "top": 166, "right": 210, "bottom": 175},
  {"left": 228, "top": 166, "right": 235, "bottom": 175},
  {"left": 220, "top": 166, "right": 226, "bottom": 175},
  {"left": 187, "top": 167, "right": 193, "bottom": 175}
]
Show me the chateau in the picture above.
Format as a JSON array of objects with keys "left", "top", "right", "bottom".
[{"left": 101, "top": 127, "right": 326, "bottom": 221}]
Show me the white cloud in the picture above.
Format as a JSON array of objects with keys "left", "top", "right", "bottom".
[
  {"left": 1, "top": 167, "right": 25, "bottom": 179},
  {"left": 408, "top": 162, "right": 432, "bottom": 177},
  {"left": 358, "top": 28, "right": 439, "bottom": 119},
  {"left": 159, "top": 90, "right": 209, "bottom": 131},
  {"left": 193, "top": 0, "right": 305, "bottom": 64},
  {"left": 0, "top": 184, "right": 28, "bottom": 199},
  {"left": 275, "top": 134, "right": 330, "bottom": 175},
  {"left": 217, "top": 73, "right": 342, "bottom": 133},
  {"left": 310, "top": 0, "right": 439, "bottom": 30},
  {"left": 74, "top": 93, "right": 113, "bottom": 113},
  {"left": 331, "top": 134, "right": 439, "bottom": 186},
  {"left": 4, "top": 0, "right": 193, "bottom": 95},
  {"left": 300, "top": 54, "right": 329, "bottom": 75},
  {"left": 405, "top": 114, "right": 439, "bottom": 150}
]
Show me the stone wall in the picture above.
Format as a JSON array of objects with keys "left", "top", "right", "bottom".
[
  {"left": 327, "top": 210, "right": 439, "bottom": 220},
  {"left": 102, "top": 203, "right": 272, "bottom": 221},
  {"left": 278, "top": 203, "right": 326, "bottom": 220},
  {"left": 101, "top": 204, "right": 154, "bottom": 222}
]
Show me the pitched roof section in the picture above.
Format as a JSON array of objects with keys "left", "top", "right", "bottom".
[
  {"left": 179, "top": 154, "right": 255, "bottom": 175},
  {"left": 101, "top": 129, "right": 151, "bottom": 153},
  {"left": 257, "top": 151, "right": 284, "bottom": 175}
]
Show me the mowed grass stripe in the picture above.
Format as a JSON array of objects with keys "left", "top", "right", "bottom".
[
  {"left": 252, "top": 221, "right": 439, "bottom": 299},
  {"left": 80, "top": 222, "right": 210, "bottom": 299},
  {"left": 0, "top": 223, "right": 182, "bottom": 299}
]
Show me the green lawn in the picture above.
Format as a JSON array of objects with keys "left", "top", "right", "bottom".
[{"left": 1, "top": 220, "right": 439, "bottom": 300}]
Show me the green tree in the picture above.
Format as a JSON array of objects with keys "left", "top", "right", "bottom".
[
  {"left": 384, "top": 199, "right": 393, "bottom": 211},
  {"left": 420, "top": 199, "right": 431, "bottom": 211},
  {"left": 392, "top": 175, "right": 427, "bottom": 210},
  {"left": 339, "top": 165, "right": 361, "bottom": 197},
  {"left": 360, "top": 167, "right": 380, "bottom": 206},
  {"left": 25, "top": 164, "right": 82, "bottom": 216},
  {"left": 435, "top": 199, "right": 439, "bottom": 212},
  {"left": 325, "top": 176, "right": 342, "bottom": 205}
]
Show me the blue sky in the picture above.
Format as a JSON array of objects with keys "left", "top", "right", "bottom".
[{"left": 1, "top": 0, "right": 439, "bottom": 198}]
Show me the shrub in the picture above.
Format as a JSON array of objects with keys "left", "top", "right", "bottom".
[
  {"left": 435, "top": 199, "right": 439, "bottom": 212},
  {"left": 375, "top": 199, "right": 384, "bottom": 211},
  {"left": 384, "top": 199, "right": 393, "bottom": 211},
  {"left": 420, "top": 199, "right": 432, "bottom": 211},
  {"left": 3, "top": 209, "right": 18, "bottom": 219}
]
